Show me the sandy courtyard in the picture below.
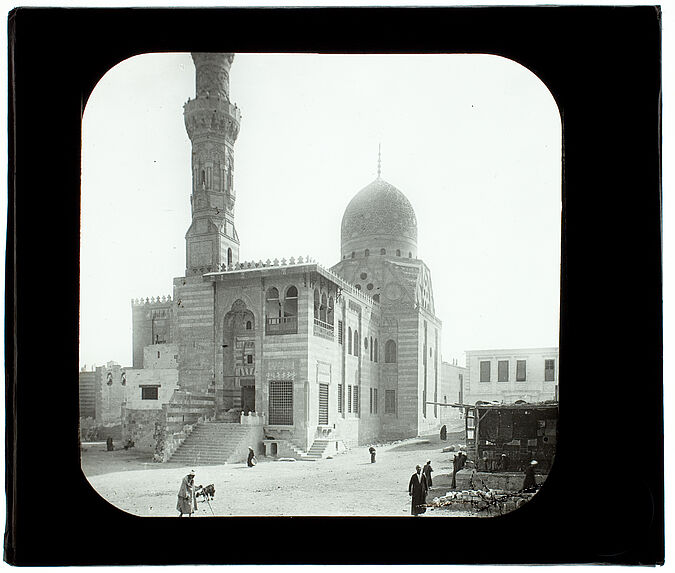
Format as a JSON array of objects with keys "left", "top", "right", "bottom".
[{"left": 82, "top": 430, "right": 471, "bottom": 517}]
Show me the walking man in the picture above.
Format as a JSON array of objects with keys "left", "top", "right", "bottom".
[
  {"left": 177, "top": 470, "right": 198, "bottom": 517},
  {"left": 369, "top": 446, "right": 376, "bottom": 463},
  {"left": 247, "top": 446, "right": 257, "bottom": 467},
  {"left": 522, "top": 460, "right": 538, "bottom": 492},
  {"left": 408, "top": 465, "right": 428, "bottom": 516}
]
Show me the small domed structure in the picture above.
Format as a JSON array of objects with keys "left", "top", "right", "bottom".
[{"left": 340, "top": 178, "right": 417, "bottom": 261}]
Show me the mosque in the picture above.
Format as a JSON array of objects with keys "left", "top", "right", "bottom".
[{"left": 124, "top": 53, "right": 464, "bottom": 459}]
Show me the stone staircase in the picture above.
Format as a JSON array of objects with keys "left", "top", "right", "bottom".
[
  {"left": 169, "top": 422, "right": 252, "bottom": 465},
  {"left": 304, "top": 439, "right": 332, "bottom": 460}
]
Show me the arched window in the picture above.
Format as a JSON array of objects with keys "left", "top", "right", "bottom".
[
  {"left": 246, "top": 320, "right": 252, "bottom": 330},
  {"left": 354, "top": 330, "right": 359, "bottom": 356},
  {"left": 348, "top": 327, "right": 353, "bottom": 354},
  {"left": 266, "top": 287, "right": 281, "bottom": 319},
  {"left": 284, "top": 286, "right": 298, "bottom": 317},
  {"left": 314, "top": 289, "right": 320, "bottom": 319},
  {"left": 396, "top": 249, "right": 401, "bottom": 257},
  {"left": 320, "top": 293, "right": 327, "bottom": 323},
  {"left": 364, "top": 337, "right": 369, "bottom": 351},
  {"left": 374, "top": 339, "right": 379, "bottom": 362},
  {"left": 327, "top": 296, "right": 335, "bottom": 325},
  {"left": 385, "top": 339, "right": 397, "bottom": 363},
  {"left": 380, "top": 248, "right": 386, "bottom": 255},
  {"left": 227, "top": 248, "right": 233, "bottom": 266},
  {"left": 201, "top": 170, "right": 206, "bottom": 185},
  {"left": 369, "top": 336, "right": 373, "bottom": 361},
  {"left": 365, "top": 249, "right": 370, "bottom": 257}
]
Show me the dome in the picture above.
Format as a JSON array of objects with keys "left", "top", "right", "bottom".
[{"left": 341, "top": 178, "right": 418, "bottom": 255}]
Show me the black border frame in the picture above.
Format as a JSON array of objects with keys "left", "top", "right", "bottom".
[{"left": 7, "top": 6, "right": 663, "bottom": 565}]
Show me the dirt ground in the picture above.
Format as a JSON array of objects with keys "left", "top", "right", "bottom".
[{"left": 82, "top": 428, "right": 473, "bottom": 517}]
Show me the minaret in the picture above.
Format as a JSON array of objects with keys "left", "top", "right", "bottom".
[{"left": 183, "top": 53, "right": 242, "bottom": 276}]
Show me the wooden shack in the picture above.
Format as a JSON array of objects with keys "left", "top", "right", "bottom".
[{"left": 465, "top": 401, "right": 558, "bottom": 472}]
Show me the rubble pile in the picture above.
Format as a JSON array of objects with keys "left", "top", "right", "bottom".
[{"left": 426, "top": 489, "right": 535, "bottom": 516}]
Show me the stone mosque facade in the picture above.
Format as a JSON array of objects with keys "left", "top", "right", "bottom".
[{"left": 128, "top": 53, "right": 459, "bottom": 455}]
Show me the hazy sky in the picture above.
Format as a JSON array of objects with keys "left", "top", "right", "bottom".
[{"left": 80, "top": 52, "right": 561, "bottom": 369}]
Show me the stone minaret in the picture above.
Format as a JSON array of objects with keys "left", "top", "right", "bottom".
[{"left": 183, "top": 53, "right": 241, "bottom": 276}]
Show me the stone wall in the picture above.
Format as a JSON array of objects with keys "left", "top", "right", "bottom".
[
  {"left": 173, "top": 275, "right": 216, "bottom": 393},
  {"left": 125, "top": 368, "right": 180, "bottom": 410},
  {"left": 143, "top": 343, "right": 179, "bottom": 369},
  {"left": 132, "top": 298, "right": 173, "bottom": 369}
]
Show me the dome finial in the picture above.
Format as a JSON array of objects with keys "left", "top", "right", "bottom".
[{"left": 377, "top": 143, "right": 382, "bottom": 179}]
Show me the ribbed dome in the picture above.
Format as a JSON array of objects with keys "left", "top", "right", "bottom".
[{"left": 341, "top": 178, "right": 418, "bottom": 246}]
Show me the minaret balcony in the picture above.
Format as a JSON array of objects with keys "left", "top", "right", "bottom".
[{"left": 184, "top": 96, "right": 241, "bottom": 122}]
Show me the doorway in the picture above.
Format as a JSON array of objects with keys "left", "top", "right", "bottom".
[{"left": 240, "top": 382, "right": 255, "bottom": 413}]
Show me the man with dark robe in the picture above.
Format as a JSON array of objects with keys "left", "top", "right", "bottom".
[
  {"left": 423, "top": 460, "right": 433, "bottom": 488},
  {"left": 369, "top": 446, "right": 376, "bottom": 463},
  {"left": 522, "top": 460, "right": 538, "bottom": 492},
  {"left": 177, "top": 470, "right": 197, "bottom": 517},
  {"left": 247, "top": 447, "right": 257, "bottom": 467},
  {"left": 440, "top": 425, "right": 447, "bottom": 441},
  {"left": 408, "top": 465, "right": 428, "bottom": 516},
  {"left": 451, "top": 451, "right": 467, "bottom": 489}
]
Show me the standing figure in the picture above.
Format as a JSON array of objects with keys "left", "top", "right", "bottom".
[
  {"left": 423, "top": 460, "right": 433, "bottom": 488},
  {"left": 247, "top": 446, "right": 257, "bottom": 467},
  {"left": 369, "top": 446, "right": 376, "bottom": 463},
  {"left": 451, "top": 451, "right": 467, "bottom": 489},
  {"left": 177, "top": 470, "right": 198, "bottom": 517},
  {"left": 440, "top": 425, "right": 447, "bottom": 441},
  {"left": 106, "top": 437, "right": 114, "bottom": 452},
  {"left": 408, "top": 465, "right": 428, "bottom": 516},
  {"left": 522, "top": 460, "right": 538, "bottom": 492}
]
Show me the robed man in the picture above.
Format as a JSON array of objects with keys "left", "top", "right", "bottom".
[
  {"left": 177, "top": 470, "right": 198, "bottom": 517},
  {"left": 451, "top": 451, "right": 467, "bottom": 489},
  {"left": 408, "top": 465, "right": 428, "bottom": 516}
]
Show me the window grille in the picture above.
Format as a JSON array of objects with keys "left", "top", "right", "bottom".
[
  {"left": 369, "top": 388, "right": 373, "bottom": 413},
  {"left": 348, "top": 385, "right": 352, "bottom": 413},
  {"left": 338, "top": 320, "right": 343, "bottom": 345},
  {"left": 516, "top": 360, "right": 527, "bottom": 381},
  {"left": 545, "top": 359, "right": 555, "bottom": 381},
  {"left": 318, "top": 384, "right": 329, "bottom": 425},
  {"left": 384, "top": 340, "right": 397, "bottom": 363},
  {"left": 385, "top": 390, "right": 396, "bottom": 414},
  {"left": 498, "top": 360, "right": 509, "bottom": 382},
  {"left": 354, "top": 385, "right": 359, "bottom": 414},
  {"left": 141, "top": 386, "right": 159, "bottom": 400},
  {"left": 348, "top": 327, "right": 352, "bottom": 354},
  {"left": 269, "top": 380, "right": 293, "bottom": 425},
  {"left": 373, "top": 388, "right": 378, "bottom": 414},
  {"left": 338, "top": 383, "right": 343, "bottom": 413},
  {"left": 480, "top": 361, "right": 491, "bottom": 382}
]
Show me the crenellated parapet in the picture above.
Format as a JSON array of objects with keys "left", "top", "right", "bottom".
[
  {"left": 202, "top": 255, "right": 379, "bottom": 306},
  {"left": 131, "top": 295, "right": 173, "bottom": 306}
]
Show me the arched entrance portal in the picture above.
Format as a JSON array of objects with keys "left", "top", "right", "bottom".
[{"left": 222, "top": 300, "right": 256, "bottom": 414}]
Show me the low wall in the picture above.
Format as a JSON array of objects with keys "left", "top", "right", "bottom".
[
  {"left": 433, "top": 470, "right": 548, "bottom": 492},
  {"left": 121, "top": 407, "right": 164, "bottom": 453},
  {"left": 122, "top": 390, "right": 217, "bottom": 462}
]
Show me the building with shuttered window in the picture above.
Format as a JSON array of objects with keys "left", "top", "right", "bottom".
[{"left": 463, "top": 347, "right": 559, "bottom": 405}]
